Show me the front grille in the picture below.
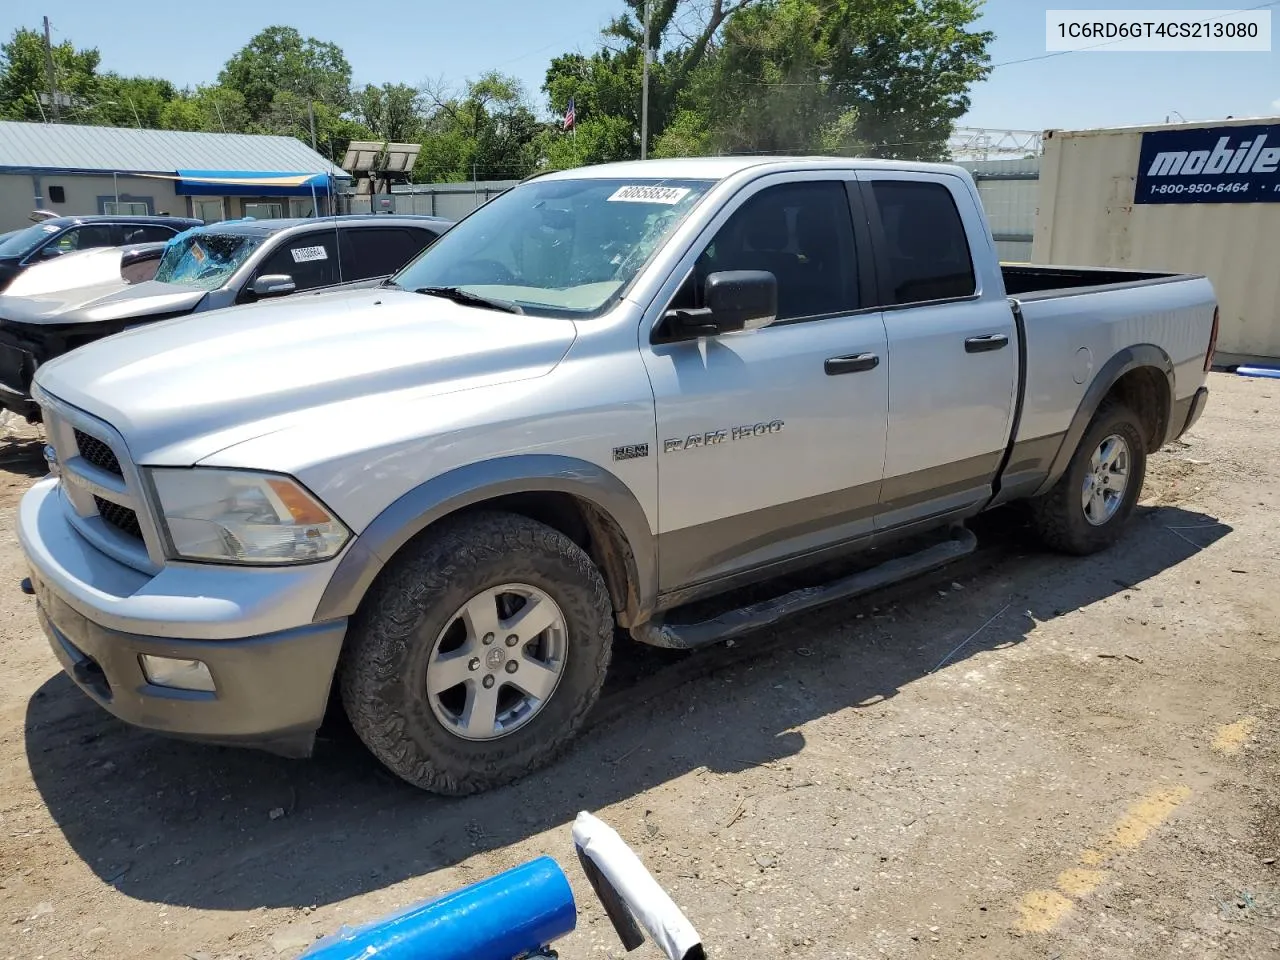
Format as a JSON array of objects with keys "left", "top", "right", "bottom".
[
  {"left": 75, "top": 429, "right": 122, "bottom": 476},
  {"left": 93, "top": 496, "right": 142, "bottom": 541}
]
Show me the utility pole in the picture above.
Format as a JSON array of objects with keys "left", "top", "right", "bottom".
[
  {"left": 640, "top": 0, "right": 651, "bottom": 160},
  {"left": 42, "top": 16, "right": 60, "bottom": 122}
]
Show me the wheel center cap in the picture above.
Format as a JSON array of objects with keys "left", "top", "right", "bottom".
[{"left": 485, "top": 648, "right": 506, "bottom": 670}]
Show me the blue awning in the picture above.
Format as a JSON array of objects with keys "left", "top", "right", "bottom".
[{"left": 174, "top": 169, "right": 338, "bottom": 197}]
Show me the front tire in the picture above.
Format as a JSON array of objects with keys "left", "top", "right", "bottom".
[
  {"left": 340, "top": 511, "right": 613, "bottom": 795},
  {"left": 1028, "top": 401, "right": 1147, "bottom": 555}
]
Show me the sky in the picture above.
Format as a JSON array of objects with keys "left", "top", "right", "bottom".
[{"left": 5, "top": 0, "right": 1279, "bottom": 133}]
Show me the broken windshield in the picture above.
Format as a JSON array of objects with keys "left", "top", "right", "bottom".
[{"left": 154, "top": 232, "right": 264, "bottom": 290}]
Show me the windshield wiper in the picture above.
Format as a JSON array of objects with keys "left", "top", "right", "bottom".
[{"left": 414, "top": 286, "right": 523, "bottom": 314}]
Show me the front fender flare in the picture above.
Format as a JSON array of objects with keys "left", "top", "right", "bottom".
[{"left": 312, "top": 455, "right": 656, "bottom": 624}]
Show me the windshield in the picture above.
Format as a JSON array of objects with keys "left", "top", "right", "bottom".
[
  {"left": 390, "top": 177, "right": 715, "bottom": 316},
  {"left": 153, "top": 232, "right": 264, "bottom": 290},
  {"left": 0, "top": 223, "right": 61, "bottom": 259}
]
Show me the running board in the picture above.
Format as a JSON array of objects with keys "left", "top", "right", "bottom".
[{"left": 630, "top": 527, "right": 978, "bottom": 650}]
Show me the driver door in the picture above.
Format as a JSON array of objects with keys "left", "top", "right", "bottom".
[
  {"left": 640, "top": 175, "right": 889, "bottom": 594},
  {"left": 240, "top": 229, "right": 339, "bottom": 301}
]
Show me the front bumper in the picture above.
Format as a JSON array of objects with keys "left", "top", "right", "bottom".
[{"left": 19, "top": 476, "right": 348, "bottom": 757}]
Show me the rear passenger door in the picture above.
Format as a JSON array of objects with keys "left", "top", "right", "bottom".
[
  {"left": 242, "top": 229, "right": 339, "bottom": 300},
  {"left": 339, "top": 226, "right": 438, "bottom": 281},
  {"left": 857, "top": 172, "right": 1018, "bottom": 530}
]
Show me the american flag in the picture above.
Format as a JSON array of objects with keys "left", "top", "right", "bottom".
[{"left": 563, "top": 97, "right": 576, "bottom": 131}]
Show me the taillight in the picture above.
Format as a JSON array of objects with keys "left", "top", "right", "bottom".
[{"left": 1204, "top": 306, "right": 1219, "bottom": 372}]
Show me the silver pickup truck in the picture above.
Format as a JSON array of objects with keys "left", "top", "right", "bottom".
[{"left": 17, "top": 157, "right": 1217, "bottom": 795}]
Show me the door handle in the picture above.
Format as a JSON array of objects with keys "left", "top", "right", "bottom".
[
  {"left": 824, "top": 353, "right": 880, "bottom": 375},
  {"left": 964, "top": 334, "right": 1010, "bottom": 353}
]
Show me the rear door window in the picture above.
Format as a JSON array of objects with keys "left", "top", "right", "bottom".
[
  {"left": 251, "top": 231, "right": 339, "bottom": 292},
  {"left": 120, "top": 224, "right": 179, "bottom": 244},
  {"left": 869, "top": 180, "right": 976, "bottom": 304},
  {"left": 340, "top": 227, "right": 438, "bottom": 280}
]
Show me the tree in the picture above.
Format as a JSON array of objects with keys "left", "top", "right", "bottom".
[
  {"left": 820, "top": 0, "right": 992, "bottom": 160},
  {"left": 96, "top": 74, "right": 177, "bottom": 129},
  {"left": 542, "top": 50, "right": 643, "bottom": 164},
  {"left": 356, "top": 83, "right": 423, "bottom": 142},
  {"left": 542, "top": 0, "right": 991, "bottom": 167},
  {"left": 416, "top": 73, "right": 542, "bottom": 182},
  {"left": 0, "top": 26, "right": 101, "bottom": 122},
  {"left": 219, "top": 26, "right": 352, "bottom": 122},
  {"left": 159, "top": 85, "right": 250, "bottom": 133}
]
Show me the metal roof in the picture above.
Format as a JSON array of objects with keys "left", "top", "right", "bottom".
[{"left": 0, "top": 121, "right": 349, "bottom": 178}]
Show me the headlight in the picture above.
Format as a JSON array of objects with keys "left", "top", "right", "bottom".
[{"left": 148, "top": 468, "right": 349, "bottom": 565}]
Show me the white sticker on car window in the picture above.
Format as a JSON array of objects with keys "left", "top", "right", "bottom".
[
  {"left": 607, "top": 185, "right": 691, "bottom": 204},
  {"left": 290, "top": 245, "right": 329, "bottom": 263},
  {"left": 41, "top": 224, "right": 59, "bottom": 233}
]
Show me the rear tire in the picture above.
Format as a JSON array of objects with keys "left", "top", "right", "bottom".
[
  {"left": 1028, "top": 401, "right": 1147, "bottom": 555},
  {"left": 340, "top": 511, "right": 613, "bottom": 795}
]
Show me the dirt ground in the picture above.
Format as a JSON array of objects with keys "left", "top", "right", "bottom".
[{"left": 0, "top": 370, "right": 1277, "bottom": 960}]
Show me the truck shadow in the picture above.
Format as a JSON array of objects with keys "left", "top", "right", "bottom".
[{"left": 23, "top": 503, "right": 1230, "bottom": 912}]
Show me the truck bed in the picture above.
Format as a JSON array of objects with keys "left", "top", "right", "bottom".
[{"left": 1001, "top": 263, "right": 1194, "bottom": 298}]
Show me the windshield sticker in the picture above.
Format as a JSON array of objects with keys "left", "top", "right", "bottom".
[
  {"left": 291, "top": 245, "right": 329, "bottom": 263},
  {"left": 607, "top": 185, "right": 692, "bottom": 205},
  {"left": 41, "top": 224, "right": 59, "bottom": 233}
]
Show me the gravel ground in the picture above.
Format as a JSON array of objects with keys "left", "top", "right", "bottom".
[{"left": 0, "top": 370, "right": 1277, "bottom": 960}]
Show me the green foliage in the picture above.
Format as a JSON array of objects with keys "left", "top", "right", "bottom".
[
  {"left": 0, "top": 27, "right": 101, "bottom": 121},
  {"left": 356, "top": 83, "right": 422, "bottom": 143},
  {"left": 158, "top": 85, "right": 250, "bottom": 134},
  {"left": 95, "top": 74, "right": 176, "bottom": 128},
  {"left": 416, "top": 72, "right": 542, "bottom": 181},
  {"left": 217, "top": 26, "right": 352, "bottom": 120},
  {"left": 536, "top": 0, "right": 992, "bottom": 168}
]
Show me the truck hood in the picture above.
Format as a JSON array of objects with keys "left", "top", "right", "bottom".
[
  {"left": 0, "top": 279, "right": 206, "bottom": 326},
  {"left": 33, "top": 287, "right": 578, "bottom": 464}
]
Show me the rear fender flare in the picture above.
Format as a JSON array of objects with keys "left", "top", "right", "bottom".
[
  {"left": 1033, "top": 344, "right": 1174, "bottom": 497},
  {"left": 312, "top": 455, "right": 657, "bottom": 624}
]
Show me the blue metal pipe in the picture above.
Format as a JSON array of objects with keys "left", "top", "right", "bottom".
[
  {"left": 299, "top": 856, "right": 576, "bottom": 960},
  {"left": 1237, "top": 365, "right": 1280, "bottom": 380}
]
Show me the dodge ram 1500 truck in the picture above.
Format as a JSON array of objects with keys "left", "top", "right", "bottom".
[{"left": 17, "top": 157, "right": 1217, "bottom": 795}]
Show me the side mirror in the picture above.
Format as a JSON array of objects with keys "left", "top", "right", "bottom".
[
  {"left": 665, "top": 270, "right": 778, "bottom": 340},
  {"left": 251, "top": 274, "right": 296, "bottom": 297},
  {"left": 38, "top": 246, "right": 65, "bottom": 259}
]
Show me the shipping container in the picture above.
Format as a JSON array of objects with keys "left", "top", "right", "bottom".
[
  {"left": 957, "top": 158, "right": 1040, "bottom": 263},
  {"left": 1032, "top": 116, "right": 1280, "bottom": 363}
]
